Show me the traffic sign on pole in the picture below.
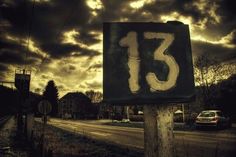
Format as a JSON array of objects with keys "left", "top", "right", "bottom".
[
  {"left": 103, "top": 22, "right": 195, "bottom": 157},
  {"left": 38, "top": 100, "right": 52, "bottom": 115},
  {"left": 103, "top": 22, "right": 195, "bottom": 105}
]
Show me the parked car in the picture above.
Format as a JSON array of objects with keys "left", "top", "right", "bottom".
[{"left": 195, "top": 110, "right": 231, "bottom": 129}]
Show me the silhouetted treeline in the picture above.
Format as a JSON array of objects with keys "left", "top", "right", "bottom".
[{"left": 0, "top": 85, "right": 42, "bottom": 117}]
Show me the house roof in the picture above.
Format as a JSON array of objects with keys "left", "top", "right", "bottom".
[{"left": 59, "top": 92, "right": 91, "bottom": 102}]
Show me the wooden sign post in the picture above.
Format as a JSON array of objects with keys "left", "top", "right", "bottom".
[
  {"left": 103, "top": 22, "right": 195, "bottom": 157},
  {"left": 144, "top": 105, "right": 174, "bottom": 157}
]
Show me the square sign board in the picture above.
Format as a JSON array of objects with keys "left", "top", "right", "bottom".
[{"left": 103, "top": 22, "right": 195, "bottom": 105}]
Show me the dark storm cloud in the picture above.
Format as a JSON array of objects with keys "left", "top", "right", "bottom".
[
  {"left": 1, "top": 0, "right": 236, "bottom": 94},
  {"left": 0, "top": 0, "right": 100, "bottom": 60},
  {"left": 100, "top": 0, "right": 196, "bottom": 23},
  {"left": 99, "top": 0, "right": 155, "bottom": 23},
  {"left": 142, "top": 0, "right": 220, "bottom": 24},
  {"left": 0, "top": 39, "right": 23, "bottom": 50},
  {"left": 100, "top": 0, "right": 126, "bottom": 20},
  {"left": 0, "top": 64, "right": 8, "bottom": 71},
  {"left": 0, "top": 49, "right": 37, "bottom": 65},
  {"left": 40, "top": 43, "right": 79, "bottom": 58},
  {"left": 0, "top": 0, "right": 30, "bottom": 37},
  {"left": 102, "top": 0, "right": 234, "bottom": 33},
  {"left": 0, "top": 64, "right": 8, "bottom": 80},
  {"left": 75, "top": 30, "right": 101, "bottom": 46},
  {"left": 41, "top": 42, "right": 100, "bottom": 58},
  {"left": 0, "top": 37, "right": 42, "bottom": 65},
  {"left": 218, "top": 0, "right": 236, "bottom": 22},
  {"left": 1, "top": 0, "right": 235, "bottom": 62},
  {"left": 192, "top": 40, "right": 236, "bottom": 63}
]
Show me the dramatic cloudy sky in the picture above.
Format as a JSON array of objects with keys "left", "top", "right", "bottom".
[{"left": 0, "top": 0, "right": 235, "bottom": 97}]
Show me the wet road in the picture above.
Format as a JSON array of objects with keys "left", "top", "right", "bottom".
[{"left": 41, "top": 118, "right": 236, "bottom": 157}]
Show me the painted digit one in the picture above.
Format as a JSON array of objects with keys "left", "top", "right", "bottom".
[
  {"left": 144, "top": 32, "right": 179, "bottom": 92},
  {"left": 119, "top": 32, "right": 140, "bottom": 93}
]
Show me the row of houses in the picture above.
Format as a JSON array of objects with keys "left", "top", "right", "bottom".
[{"left": 57, "top": 91, "right": 201, "bottom": 123}]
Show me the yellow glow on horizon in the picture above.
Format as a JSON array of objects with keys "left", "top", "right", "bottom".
[{"left": 192, "top": 31, "right": 236, "bottom": 49}]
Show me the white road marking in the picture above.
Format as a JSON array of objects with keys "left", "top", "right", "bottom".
[{"left": 89, "top": 131, "right": 111, "bottom": 137}]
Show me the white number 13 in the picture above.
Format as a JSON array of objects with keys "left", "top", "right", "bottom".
[{"left": 119, "top": 31, "right": 179, "bottom": 93}]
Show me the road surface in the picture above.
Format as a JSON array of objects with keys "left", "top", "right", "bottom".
[{"left": 41, "top": 118, "right": 236, "bottom": 157}]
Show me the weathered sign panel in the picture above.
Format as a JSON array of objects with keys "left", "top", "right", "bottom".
[
  {"left": 38, "top": 100, "right": 52, "bottom": 115},
  {"left": 103, "top": 22, "right": 195, "bottom": 104}
]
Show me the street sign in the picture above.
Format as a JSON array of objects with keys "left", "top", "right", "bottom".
[
  {"left": 38, "top": 100, "right": 52, "bottom": 115},
  {"left": 103, "top": 22, "right": 195, "bottom": 105}
]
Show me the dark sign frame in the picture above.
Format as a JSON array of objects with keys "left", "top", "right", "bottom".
[{"left": 103, "top": 22, "right": 195, "bottom": 105}]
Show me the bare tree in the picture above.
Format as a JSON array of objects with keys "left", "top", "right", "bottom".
[
  {"left": 194, "top": 52, "right": 231, "bottom": 108},
  {"left": 85, "top": 90, "right": 103, "bottom": 103}
]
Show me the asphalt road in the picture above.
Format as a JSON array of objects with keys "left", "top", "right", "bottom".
[{"left": 43, "top": 118, "right": 236, "bottom": 157}]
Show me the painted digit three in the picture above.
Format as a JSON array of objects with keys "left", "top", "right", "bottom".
[
  {"left": 120, "top": 31, "right": 179, "bottom": 93},
  {"left": 144, "top": 32, "right": 179, "bottom": 92}
]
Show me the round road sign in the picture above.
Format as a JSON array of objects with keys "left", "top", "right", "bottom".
[{"left": 38, "top": 100, "right": 52, "bottom": 115}]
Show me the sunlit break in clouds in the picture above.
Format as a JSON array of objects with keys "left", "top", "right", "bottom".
[{"left": 0, "top": 0, "right": 235, "bottom": 97}]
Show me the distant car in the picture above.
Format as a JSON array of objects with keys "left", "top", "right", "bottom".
[{"left": 195, "top": 110, "right": 231, "bottom": 129}]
